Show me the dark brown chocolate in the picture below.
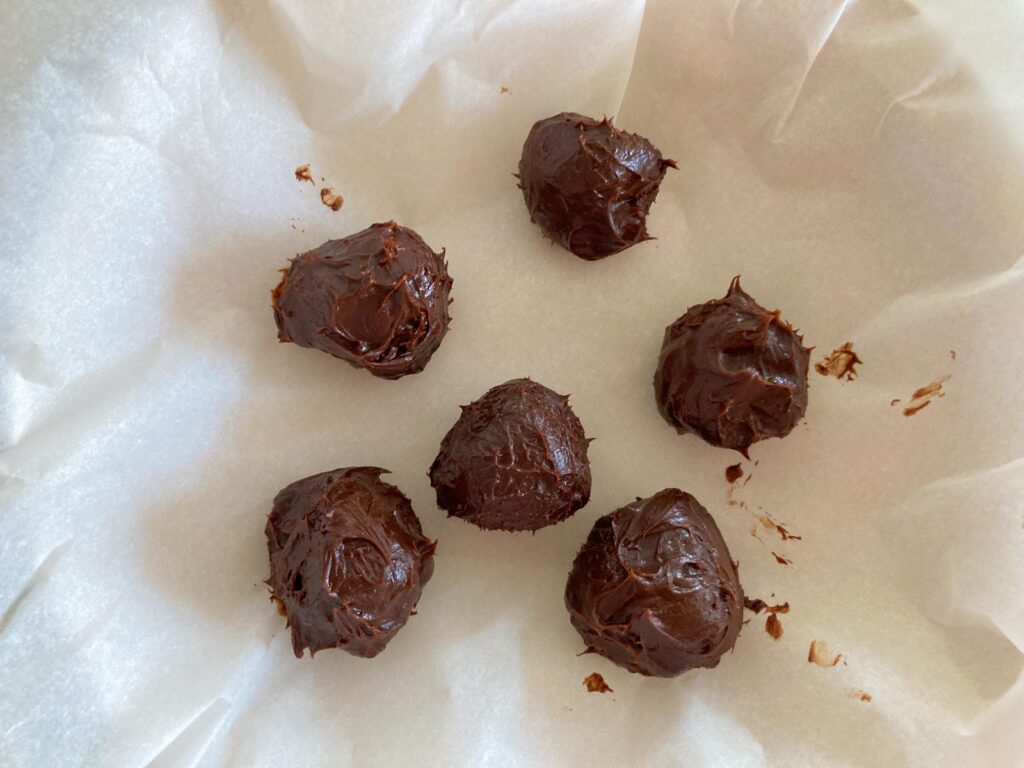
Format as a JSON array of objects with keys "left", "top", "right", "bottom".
[
  {"left": 654, "top": 277, "right": 810, "bottom": 453},
  {"left": 565, "top": 489, "right": 744, "bottom": 677},
  {"left": 266, "top": 467, "right": 435, "bottom": 658},
  {"left": 428, "top": 378, "right": 591, "bottom": 532},
  {"left": 517, "top": 112, "right": 675, "bottom": 260},
  {"left": 272, "top": 221, "right": 452, "bottom": 379}
]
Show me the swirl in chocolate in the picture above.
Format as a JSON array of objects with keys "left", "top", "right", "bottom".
[
  {"left": 654, "top": 277, "right": 810, "bottom": 453},
  {"left": 272, "top": 222, "right": 452, "bottom": 379},
  {"left": 266, "top": 467, "right": 435, "bottom": 658},
  {"left": 517, "top": 112, "right": 676, "bottom": 260},
  {"left": 565, "top": 489, "right": 743, "bottom": 677},
  {"left": 429, "top": 378, "right": 591, "bottom": 532}
]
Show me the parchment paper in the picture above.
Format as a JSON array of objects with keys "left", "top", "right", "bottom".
[{"left": 2, "top": 1, "right": 1022, "bottom": 766}]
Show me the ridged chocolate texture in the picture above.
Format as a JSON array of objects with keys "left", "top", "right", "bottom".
[
  {"left": 565, "top": 489, "right": 743, "bottom": 677},
  {"left": 517, "top": 112, "right": 676, "bottom": 260},
  {"left": 272, "top": 222, "right": 452, "bottom": 379},
  {"left": 266, "top": 467, "right": 436, "bottom": 658},
  {"left": 654, "top": 278, "right": 810, "bottom": 453},
  {"left": 429, "top": 378, "right": 591, "bottom": 532}
]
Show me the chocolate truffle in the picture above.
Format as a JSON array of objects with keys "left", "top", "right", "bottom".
[
  {"left": 266, "top": 467, "right": 435, "bottom": 658},
  {"left": 517, "top": 112, "right": 676, "bottom": 260},
  {"left": 654, "top": 277, "right": 810, "bottom": 453},
  {"left": 565, "top": 489, "right": 743, "bottom": 677},
  {"left": 272, "top": 221, "right": 452, "bottom": 379},
  {"left": 429, "top": 378, "right": 591, "bottom": 532}
]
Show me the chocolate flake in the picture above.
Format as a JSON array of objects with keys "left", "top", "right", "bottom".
[
  {"left": 583, "top": 672, "right": 613, "bottom": 693},
  {"left": 902, "top": 375, "right": 950, "bottom": 417},
  {"left": 808, "top": 640, "right": 844, "bottom": 667},
  {"left": 319, "top": 187, "right": 343, "bottom": 211},
  {"left": 814, "top": 342, "right": 862, "bottom": 381}
]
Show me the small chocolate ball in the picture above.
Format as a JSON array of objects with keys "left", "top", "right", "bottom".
[
  {"left": 565, "top": 489, "right": 744, "bottom": 677},
  {"left": 429, "top": 378, "right": 591, "bottom": 532},
  {"left": 266, "top": 467, "right": 435, "bottom": 658},
  {"left": 517, "top": 112, "right": 676, "bottom": 260},
  {"left": 654, "top": 277, "right": 810, "bottom": 453},
  {"left": 272, "top": 221, "right": 453, "bottom": 379}
]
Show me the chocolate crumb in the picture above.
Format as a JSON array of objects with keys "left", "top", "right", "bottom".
[
  {"left": 500, "top": 85, "right": 510, "bottom": 94},
  {"left": 744, "top": 597, "right": 768, "bottom": 613},
  {"left": 765, "top": 613, "right": 783, "bottom": 640},
  {"left": 294, "top": 164, "right": 314, "bottom": 184},
  {"left": 583, "top": 672, "right": 613, "bottom": 693},
  {"left": 902, "top": 375, "right": 949, "bottom": 417},
  {"left": 772, "top": 552, "right": 792, "bottom": 566},
  {"left": 759, "top": 513, "right": 802, "bottom": 541},
  {"left": 950, "top": 350, "right": 956, "bottom": 361},
  {"left": 850, "top": 689, "right": 872, "bottom": 702},
  {"left": 808, "top": 640, "right": 843, "bottom": 667},
  {"left": 890, "top": 398, "right": 901, "bottom": 406},
  {"left": 725, "top": 463, "right": 744, "bottom": 484},
  {"left": 320, "top": 188, "right": 344, "bottom": 211},
  {"left": 744, "top": 598, "right": 789, "bottom": 615},
  {"left": 814, "top": 342, "right": 862, "bottom": 381}
]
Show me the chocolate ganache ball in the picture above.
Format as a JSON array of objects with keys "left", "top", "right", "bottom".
[
  {"left": 429, "top": 378, "right": 591, "bottom": 532},
  {"left": 565, "top": 489, "right": 743, "bottom": 677},
  {"left": 266, "top": 467, "right": 436, "bottom": 658},
  {"left": 272, "top": 221, "right": 452, "bottom": 379},
  {"left": 517, "top": 112, "right": 676, "bottom": 260},
  {"left": 654, "top": 277, "right": 810, "bottom": 453}
]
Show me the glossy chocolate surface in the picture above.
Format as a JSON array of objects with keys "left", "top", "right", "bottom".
[
  {"left": 654, "top": 277, "right": 810, "bottom": 453},
  {"left": 429, "top": 378, "right": 591, "bottom": 532},
  {"left": 517, "top": 112, "right": 675, "bottom": 260},
  {"left": 273, "top": 222, "right": 452, "bottom": 379},
  {"left": 565, "top": 489, "right": 743, "bottom": 677},
  {"left": 266, "top": 467, "right": 435, "bottom": 658}
]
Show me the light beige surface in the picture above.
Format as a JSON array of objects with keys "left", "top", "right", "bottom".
[{"left": 1, "top": 1, "right": 1022, "bottom": 766}]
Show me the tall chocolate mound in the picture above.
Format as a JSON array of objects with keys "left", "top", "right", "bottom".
[
  {"left": 272, "top": 221, "right": 453, "bottom": 379},
  {"left": 565, "top": 489, "right": 743, "bottom": 677},
  {"left": 266, "top": 467, "right": 436, "bottom": 658},
  {"left": 654, "top": 277, "right": 810, "bottom": 453},
  {"left": 517, "top": 112, "right": 676, "bottom": 260},
  {"left": 429, "top": 378, "right": 591, "bottom": 532}
]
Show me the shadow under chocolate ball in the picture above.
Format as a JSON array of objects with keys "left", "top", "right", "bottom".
[
  {"left": 517, "top": 112, "right": 676, "bottom": 260},
  {"left": 653, "top": 277, "right": 810, "bottom": 454},
  {"left": 429, "top": 378, "right": 591, "bottom": 532},
  {"left": 272, "top": 221, "right": 453, "bottom": 380}
]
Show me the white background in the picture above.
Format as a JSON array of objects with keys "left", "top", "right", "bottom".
[{"left": 2, "top": 1, "right": 1023, "bottom": 766}]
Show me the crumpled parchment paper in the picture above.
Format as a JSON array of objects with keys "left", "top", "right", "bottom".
[{"left": 1, "top": 1, "right": 1022, "bottom": 766}]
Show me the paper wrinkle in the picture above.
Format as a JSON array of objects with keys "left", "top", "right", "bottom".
[
  {"left": 912, "top": 455, "right": 1024, "bottom": 499},
  {"left": 873, "top": 50, "right": 961, "bottom": 138},
  {"left": 1, "top": 340, "right": 167, "bottom": 472},
  {"left": 0, "top": 539, "right": 72, "bottom": 636},
  {"left": 850, "top": 252, "right": 1024, "bottom": 339},
  {"left": 3, "top": 0, "right": 1024, "bottom": 766},
  {"left": 144, "top": 697, "right": 231, "bottom": 768},
  {"left": 771, "top": 0, "right": 853, "bottom": 142}
]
